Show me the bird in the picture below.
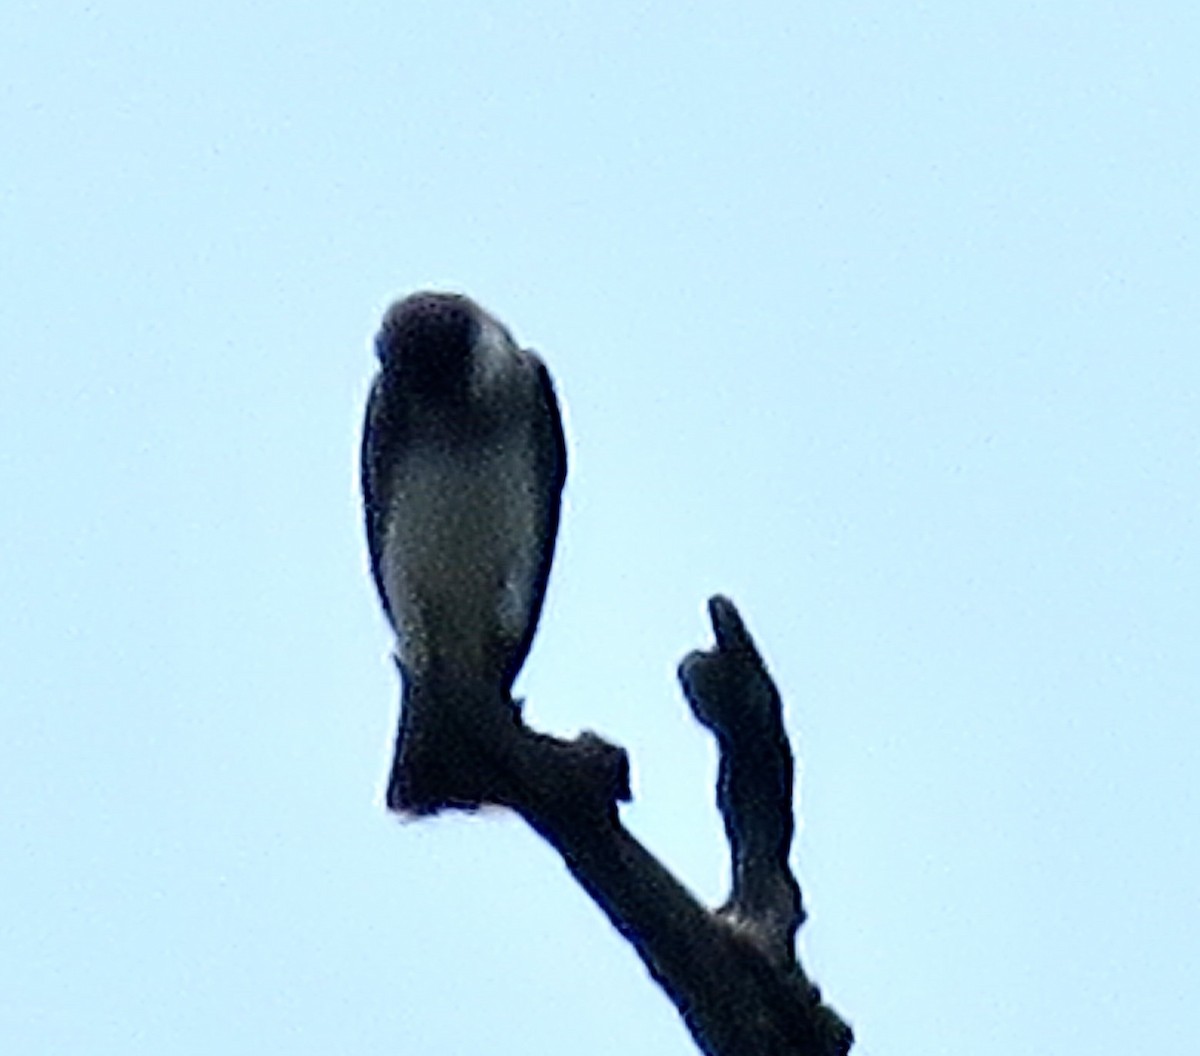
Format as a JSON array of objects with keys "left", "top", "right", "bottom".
[{"left": 360, "top": 291, "right": 567, "bottom": 815}]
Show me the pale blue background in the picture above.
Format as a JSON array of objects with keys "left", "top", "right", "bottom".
[{"left": 2, "top": 3, "right": 1197, "bottom": 1054}]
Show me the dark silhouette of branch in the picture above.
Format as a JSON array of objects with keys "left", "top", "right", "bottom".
[{"left": 498, "top": 595, "right": 853, "bottom": 1056}]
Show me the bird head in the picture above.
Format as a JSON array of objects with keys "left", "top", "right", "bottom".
[{"left": 375, "top": 291, "right": 483, "bottom": 397}]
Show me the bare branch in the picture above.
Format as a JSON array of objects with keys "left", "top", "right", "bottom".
[{"left": 503, "top": 596, "right": 853, "bottom": 1056}]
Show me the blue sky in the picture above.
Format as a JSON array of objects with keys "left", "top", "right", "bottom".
[{"left": 2, "top": 2, "right": 1197, "bottom": 1053}]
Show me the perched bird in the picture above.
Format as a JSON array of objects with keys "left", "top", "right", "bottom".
[{"left": 360, "top": 292, "right": 567, "bottom": 814}]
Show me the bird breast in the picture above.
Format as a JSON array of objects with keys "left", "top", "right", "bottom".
[{"left": 381, "top": 435, "right": 541, "bottom": 684}]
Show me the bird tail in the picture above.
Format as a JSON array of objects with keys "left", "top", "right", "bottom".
[{"left": 386, "top": 675, "right": 518, "bottom": 815}]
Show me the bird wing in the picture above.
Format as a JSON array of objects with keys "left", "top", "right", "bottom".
[
  {"left": 500, "top": 352, "right": 568, "bottom": 689},
  {"left": 360, "top": 374, "right": 403, "bottom": 627}
]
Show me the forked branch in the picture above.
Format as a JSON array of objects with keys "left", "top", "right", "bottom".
[{"left": 509, "top": 596, "right": 853, "bottom": 1056}]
